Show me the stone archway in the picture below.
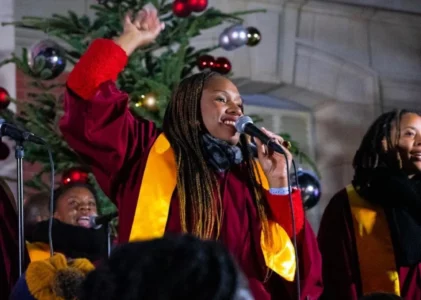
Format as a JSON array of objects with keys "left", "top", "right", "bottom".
[{"left": 233, "top": 51, "right": 382, "bottom": 231}]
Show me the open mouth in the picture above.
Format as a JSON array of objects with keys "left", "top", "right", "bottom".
[
  {"left": 77, "top": 216, "right": 91, "bottom": 228},
  {"left": 222, "top": 120, "right": 236, "bottom": 127},
  {"left": 411, "top": 152, "right": 421, "bottom": 160}
]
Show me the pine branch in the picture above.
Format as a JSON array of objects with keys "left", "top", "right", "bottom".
[
  {"left": 29, "top": 81, "right": 65, "bottom": 91},
  {"left": 0, "top": 2, "right": 318, "bottom": 213},
  {"left": 280, "top": 133, "right": 320, "bottom": 177}
]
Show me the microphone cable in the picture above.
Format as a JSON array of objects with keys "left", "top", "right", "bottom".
[
  {"left": 47, "top": 147, "right": 55, "bottom": 257},
  {"left": 249, "top": 138, "right": 302, "bottom": 299},
  {"left": 278, "top": 147, "right": 301, "bottom": 300},
  {"left": 290, "top": 158, "right": 301, "bottom": 300}
]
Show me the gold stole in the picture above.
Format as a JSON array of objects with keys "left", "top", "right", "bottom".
[
  {"left": 26, "top": 241, "right": 51, "bottom": 262},
  {"left": 129, "top": 133, "right": 296, "bottom": 281},
  {"left": 347, "top": 184, "right": 400, "bottom": 296}
]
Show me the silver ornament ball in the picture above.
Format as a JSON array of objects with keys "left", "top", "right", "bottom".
[
  {"left": 219, "top": 28, "right": 238, "bottom": 51},
  {"left": 29, "top": 39, "right": 67, "bottom": 80},
  {"left": 218, "top": 24, "right": 248, "bottom": 51}
]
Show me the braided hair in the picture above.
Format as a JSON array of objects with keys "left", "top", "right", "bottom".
[
  {"left": 352, "top": 109, "right": 421, "bottom": 189},
  {"left": 162, "top": 71, "right": 271, "bottom": 246}
]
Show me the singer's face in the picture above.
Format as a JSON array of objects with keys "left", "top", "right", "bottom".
[
  {"left": 200, "top": 76, "right": 243, "bottom": 145},
  {"left": 54, "top": 186, "right": 97, "bottom": 227},
  {"left": 390, "top": 112, "right": 421, "bottom": 176}
]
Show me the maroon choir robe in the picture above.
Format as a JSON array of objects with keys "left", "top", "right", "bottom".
[
  {"left": 59, "top": 38, "right": 323, "bottom": 300},
  {"left": 318, "top": 188, "right": 421, "bottom": 299},
  {"left": 0, "top": 179, "right": 29, "bottom": 299}
]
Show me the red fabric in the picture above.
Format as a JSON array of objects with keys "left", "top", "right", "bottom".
[
  {"left": 67, "top": 39, "right": 128, "bottom": 100},
  {"left": 266, "top": 189, "right": 304, "bottom": 237},
  {"left": 60, "top": 39, "right": 323, "bottom": 300},
  {"left": 0, "top": 184, "right": 29, "bottom": 299},
  {"left": 318, "top": 189, "right": 421, "bottom": 299}
]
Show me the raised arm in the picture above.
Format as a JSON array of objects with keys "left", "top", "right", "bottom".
[{"left": 60, "top": 7, "right": 165, "bottom": 198}]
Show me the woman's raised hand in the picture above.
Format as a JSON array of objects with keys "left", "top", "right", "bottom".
[{"left": 114, "top": 4, "right": 165, "bottom": 56}]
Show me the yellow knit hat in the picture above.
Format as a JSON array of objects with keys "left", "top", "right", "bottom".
[{"left": 25, "top": 253, "right": 94, "bottom": 300}]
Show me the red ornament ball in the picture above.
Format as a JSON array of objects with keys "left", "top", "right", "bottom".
[
  {"left": 0, "top": 141, "right": 10, "bottom": 160},
  {"left": 173, "top": 0, "right": 191, "bottom": 18},
  {"left": 197, "top": 55, "right": 215, "bottom": 70},
  {"left": 186, "top": 0, "right": 208, "bottom": 12},
  {"left": 61, "top": 167, "right": 89, "bottom": 185},
  {"left": 0, "top": 87, "right": 10, "bottom": 110},
  {"left": 214, "top": 57, "right": 232, "bottom": 75}
]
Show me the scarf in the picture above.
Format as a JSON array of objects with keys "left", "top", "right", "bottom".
[
  {"left": 201, "top": 134, "right": 243, "bottom": 172},
  {"left": 354, "top": 167, "right": 421, "bottom": 266},
  {"left": 30, "top": 219, "right": 108, "bottom": 262}
]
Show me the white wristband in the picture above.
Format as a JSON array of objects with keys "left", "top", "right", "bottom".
[{"left": 269, "top": 187, "right": 291, "bottom": 195}]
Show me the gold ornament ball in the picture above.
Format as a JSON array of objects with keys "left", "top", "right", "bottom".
[
  {"left": 134, "top": 94, "right": 146, "bottom": 107},
  {"left": 246, "top": 27, "right": 261, "bottom": 47},
  {"left": 143, "top": 93, "right": 158, "bottom": 111}
]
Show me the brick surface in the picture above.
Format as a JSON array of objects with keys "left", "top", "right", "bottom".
[{"left": 16, "top": 69, "right": 69, "bottom": 181}]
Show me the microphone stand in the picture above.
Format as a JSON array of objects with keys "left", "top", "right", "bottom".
[
  {"left": 0, "top": 121, "right": 48, "bottom": 276},
  {"left": 15, "top": 141, "right": 25, "bottom": 276},
  {"left": 91, "top": 214, "right": 116, "bottom": 258}
]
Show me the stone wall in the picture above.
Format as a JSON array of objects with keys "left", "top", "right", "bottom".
[{"left": 3, "top": 0, "right": 421, "bottom": 229}]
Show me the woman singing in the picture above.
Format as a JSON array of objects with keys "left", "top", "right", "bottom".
[
  {"left": 318, "top": 110, "right": 421, "bottom": 299},
  {"left": 60, "top": 6, "right": 322, "bottom": 299}
]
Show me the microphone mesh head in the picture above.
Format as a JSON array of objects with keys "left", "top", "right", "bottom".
[
  {"left": 89, "top": 215, "right": 98, "bottom": 228},
  {"left": 235, "top": 116, "right": 253, "bottom": 133}
]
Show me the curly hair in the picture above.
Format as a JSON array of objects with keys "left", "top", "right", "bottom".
[{"left": 79, "top": 235, "right": 251, "bottom": 300}]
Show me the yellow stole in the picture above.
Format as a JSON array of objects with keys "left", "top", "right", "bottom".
[
  {"left": 347, "top": 184, "right": 400, "bottom": 296},
  {"left": 129, "top": 133, "right": 296, "bottom": 281},
  {"left": 26, "top": 241, "right": 51, "bottom": 262}
]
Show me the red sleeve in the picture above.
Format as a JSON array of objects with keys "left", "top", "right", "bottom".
[
  {"left": 268, "top": 221, "right": 324, "bottom": 299},
  {"left": 266, "top": 189, "right": 304, "bottom": 237},
  {"left": 59, "top": 39, "right": 159, "bottom": 199},
  {"left": 0, "top": 181, "right": 29, "bottom": 299},
  {"left": 67, "top": 38, "right": 128, "bottom": 100},
  {"left": 264, "top": 190, "right": 323, "bottom": 299}
]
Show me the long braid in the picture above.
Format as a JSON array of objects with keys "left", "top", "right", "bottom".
[
  {"left": 163, "top": 71, "right": 222, "bottom": 239},
  {"left": 162, "top": 72, "right": 271, "bottom": 244},
  {"left": 239, "top": 135, "right": 273, "bottom": 280},
  {"left": 393, "top": 110, "right": 405, "bottom": 169},
  {"left": 239, "top": 135, "right": 272, "bottom": 245}
]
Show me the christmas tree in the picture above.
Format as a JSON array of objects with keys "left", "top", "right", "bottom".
[{"left": 0, "top": 0, "right": 319, "bottom": 213}]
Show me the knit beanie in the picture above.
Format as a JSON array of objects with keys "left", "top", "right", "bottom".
[{"left": 10, "top": 253, "right": 94, "bottom": 300}]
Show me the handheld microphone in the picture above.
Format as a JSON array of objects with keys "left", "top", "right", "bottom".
[
  {"left": 236, "top": 115, "right": 301, "bottom": 298},
  {"left": 0, "top": 119, "right": 46, "bottom": 145},
  {"left": 235, "top": 116, "right": 285, "bottom": 154},
  {"left": 89, "top": 211, "right": 118, "bottom": 229}
]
